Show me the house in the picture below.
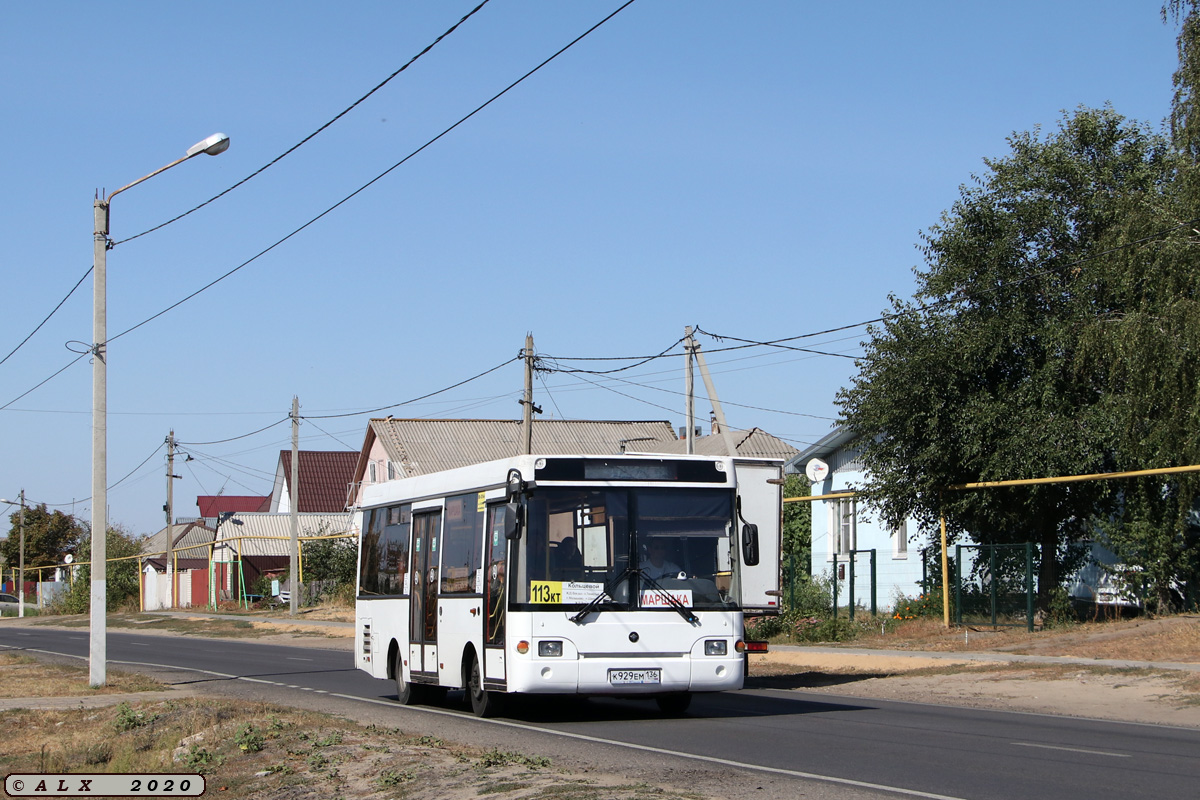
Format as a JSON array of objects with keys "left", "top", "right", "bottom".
[
  {"left": 270, "top": 450, "right": 359, "bottom": 513},
  {"left": 211, "top": 511, "right": 355, "bottom": 600},
  {"left": 349, "top": 418, "right": 681, "bottom": 506},
  {"left": 639, "top": 425, "right": 799, "bottom": 461},
  {"left": 787, "top": 427, "right": 925, "bottom": 610},
  {"left": 140, "top": 521, "right": 216, "bottom": 610},
  {"left": 196, "top": 495, "right": 270, "bottom": 527}
]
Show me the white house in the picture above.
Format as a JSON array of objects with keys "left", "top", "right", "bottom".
[{"left": 787, "top": 428, "right": 926, "bottom": 611}]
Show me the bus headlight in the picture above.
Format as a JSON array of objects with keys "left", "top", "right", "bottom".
[
  {"left": 704, "top": 639, "right": 727, "bottom": 656},
  {"left": 538, "top": 640, "right": 563, "bottom": 657}
]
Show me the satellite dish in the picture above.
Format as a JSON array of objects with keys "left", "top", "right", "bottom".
[
  {"left": 64, "top": 554, "right": 74, "bottom": 564},
  {"left": 805, "top": 458, "right": 830, "bottom": 483}
]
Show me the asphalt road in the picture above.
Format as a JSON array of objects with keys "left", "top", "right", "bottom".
[{"left": 2, "top": 625, "right": 1197, "bottom": 800}]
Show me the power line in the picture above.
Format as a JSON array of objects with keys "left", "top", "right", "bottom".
[
  {"left": 105, "top": 0, "right": 639, "bottom": 347},
  {"left": 0, "top": 266, "right": 92, "bottom": 368},
  {"left": 112, "top": 1, "right": 494, "bottom": 248},
  {"left": 301, "top": 355, "right": 521, "bottom": 419},
  {"left": 176, "top": 417, "right": 291, "bottom": 446},
  {"left": 0, "top": 353, "right": 88, "bottom": 412}
]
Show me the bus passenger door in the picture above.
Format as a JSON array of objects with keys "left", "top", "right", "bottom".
[
  {"left": 734, "top": 460, "right": 783, "bottom": 613},
  {"left": 482, "top": 504, "right": 508, "bottom": 686},
  {"left": 410, "top": 510, "right": 441, "bottom": 678}
]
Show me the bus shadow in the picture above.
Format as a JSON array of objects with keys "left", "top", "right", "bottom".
[{"left": 421, "top": 688, "right": 874, "bottom": 723}]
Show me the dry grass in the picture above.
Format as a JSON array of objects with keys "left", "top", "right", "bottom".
[
  {"left": 845, "top": 614, "right": 1200, "bottom": 662},
  {"left": 0, "top": 653, "right": 162, "bottom": 698},
  {"left": 0, "top": 656, "right": 704, "bottom": 800}
]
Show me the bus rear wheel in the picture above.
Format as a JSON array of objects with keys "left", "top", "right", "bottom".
[
  {"left": 655, "top": 693, "right": 692, "bottom": 715},
  {"left": 466, "top": 654, "right": 503, "bottom": 718}
]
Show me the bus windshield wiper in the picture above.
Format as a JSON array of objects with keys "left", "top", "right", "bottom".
[
  {"left": 569, "top": 565, "right": 632, "bottom": 624},
  {"left": 638, "top": 571, "right": 700, "bottom": 625}
]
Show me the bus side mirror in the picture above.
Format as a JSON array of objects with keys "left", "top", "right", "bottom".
[
  {"left": 504, "top": 502, "right": 522, "bottom": 540},
  {"left": 741, "top": 523, "right": 760, "bottom": 566}
]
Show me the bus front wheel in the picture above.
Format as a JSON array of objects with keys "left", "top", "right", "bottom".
[
  {"left": 394, "top": 649, "right": 418, "bottom": 705},
  {"left": 466, "top": 654, "right": 503, "bottom": 718}
]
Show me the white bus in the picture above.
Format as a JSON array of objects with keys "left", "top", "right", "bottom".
[{"left": 353, "top": 453, "right": 780, "bottom": 716}]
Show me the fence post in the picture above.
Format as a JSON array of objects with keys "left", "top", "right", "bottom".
[
  {"left": 788, "top": 551, "right": 795, "bottom": 610},
  {"left": 849, "top": 554, "right": 856, "bottom": 622},
  {"left": 870, "top": 548, "right": 877, "bottom": 616},
  {"left": 1025, "top": 542, "right": 1035, "bottom": 632},
  {"left": 954, "top": 544, "right": 962, "bottom": 625},
  {"left": 989, "top": 544, "right": 998, "bottom": 629},
  {"left": 832, "top": 554, "right": 839, "bottom": 619}
]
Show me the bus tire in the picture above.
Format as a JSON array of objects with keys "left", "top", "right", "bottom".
[
  {"left": 655, "top": 693, "right": 692, "bottom": 715},
  {"left": 394, "top": 649, "right": 418, "bottom": 705},
  {"left": 466, "top": 653, "right": 503, "bottom": 718}
]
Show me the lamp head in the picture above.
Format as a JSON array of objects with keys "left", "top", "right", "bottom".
[{"left": 186, "top": 132, "right": 231, "bottom": 158}]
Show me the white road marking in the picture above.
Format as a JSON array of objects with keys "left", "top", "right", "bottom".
[{"left": 1012, "top": 742, "right": 1130, "bottom": 758}]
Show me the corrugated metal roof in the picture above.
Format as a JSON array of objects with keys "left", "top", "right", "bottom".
[
  {"left": 641, "top": 427, "right": 800, "bottom": 461},
  {"left": 277, "top": 451, "right": 358, "bottom": 512},
  {"left": 367, "top": 418, "right": 679, "bottom": 478},
  {"left": 142, "top": 522, "right": 216, "bottom": 559},
  {"left": 214, "top": 512, "right": 354, "bottom": 558}
]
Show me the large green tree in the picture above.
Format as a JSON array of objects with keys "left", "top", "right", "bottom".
[
  {"left": 1072, "top": 2, "right": 1200, "bottom": 608},
  {"left": 837, "top": 107, "right": 1171, "bottom": 608},
  {"left": 1, "top": 504, "right": 84, "bottom": 572}
]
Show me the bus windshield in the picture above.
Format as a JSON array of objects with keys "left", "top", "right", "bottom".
[{"left": 511, "top": 487, "right": 736, "bottom": 611}]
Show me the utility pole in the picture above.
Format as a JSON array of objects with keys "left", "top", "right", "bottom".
[
  {"left": 17, "top": 490, "right": 25, "bottom": 618},
  {"left": 684, "top": 327, "right": 696, "bottom": 455},
  {"left": 521, "top": 334, "right": 541, "bottom": 455},
  {"left": 691, "top": 336, "right": 740, "bottom": 460},
  {"left": 164, "top": 431, "right": 179, "bottom": 609},
  {"left": 290, "top": 396, "right": 300, "bottom": 616}
]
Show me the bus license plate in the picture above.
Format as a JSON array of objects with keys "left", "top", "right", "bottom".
[{"left": 608, "top": 668, "right": 661, "bottom": 685}]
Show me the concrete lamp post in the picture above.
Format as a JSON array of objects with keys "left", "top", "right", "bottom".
[{"left": 91, "top": 132, "right": 229, "bottom": 686}]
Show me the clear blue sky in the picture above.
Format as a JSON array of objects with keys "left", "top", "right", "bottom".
[{"left": 0, "top": 1, "right": 1182, "bottom": 537}]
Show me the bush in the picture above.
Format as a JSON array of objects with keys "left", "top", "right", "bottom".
[{"left": 892, "top": 590, "right": 943, "bottom": 620}]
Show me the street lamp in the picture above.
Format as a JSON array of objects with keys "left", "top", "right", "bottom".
[
  {"left": 91, "top": 132, "right": 229, "bottom": 686},
  {"left": 0, "top": 491, "right": 26, "bottom": 618}
]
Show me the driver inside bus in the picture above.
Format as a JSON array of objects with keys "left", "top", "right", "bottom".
[{"left": 640, "top": 539, "right": 683, "bottom": 580}]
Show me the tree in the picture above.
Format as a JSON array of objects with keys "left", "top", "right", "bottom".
[
  {"left": 837, "top": 107, "right": 1171, "bottom": 609},
  {"left": 1072, "top": 2, "right": 1200, "bottom": 608},
  {"left": 780, "top": 473, "right": 811, "bottom": 596},
  {"left": 1, "top": 504, "right": 84, "bottom": 572},
  {"left": 61, "top": 525, "right": 143, "bottom": 613}
]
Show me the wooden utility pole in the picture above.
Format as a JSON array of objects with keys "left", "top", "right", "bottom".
[
  {"left": 684, "top": 327, "right": 695, "bottom": 455},
  {"left": 290, "top": 396, "right": 300, "bottom": 616},
  {"left": 691, "top": 335, "right": 740, "bottom": 459},
  {"left": 522, "top": 334, "right": 535, "bottom": 455}
]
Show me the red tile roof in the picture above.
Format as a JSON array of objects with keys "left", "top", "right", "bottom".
[
  {"left": 196, "top": 495, "right": 270, "bottom": 518},
  {"left": 278, "top": 450, "right": 359, "bottom": 512}
]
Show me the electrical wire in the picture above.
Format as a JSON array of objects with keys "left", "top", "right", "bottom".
[
  {"left": 105, "top": 0, "right": 639, "bottom": 347},
  {"left": 0, "top": 266, "right": 92, "bottom": 368},
  {"left": 0, "top": 353, "right": 88, "bottom": 412},
  {"left": 176, "top": 417, "right": 291, "bottom": 446},
  {"left": 112, "top": 1, "right": 494, "bottom": 248},
  {"left": 301, "top": 355, "right": 521, "bottom": 420},
  {"left": 304, "top": 417, "right": 360, "bottom": 451}
]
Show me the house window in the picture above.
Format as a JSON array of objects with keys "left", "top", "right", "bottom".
[
  {"left": 387, "top": 460, "right": 396, "bottom": 480},
  {"left": 828, "top": 498, "right": 856, "bottom": 558},
  {"left": 892, "top": 519, "right": 909, "bottom": 559},
  {"left": 368, "top": 462, "right": 377, "bottom": 483}
]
